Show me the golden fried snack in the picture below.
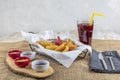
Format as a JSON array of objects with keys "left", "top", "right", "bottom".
[
  {"left": 62, "top": 46, "right": 69, "bottom": 52},
  {"left": 36, "top": 38, "right": 78, "bottom": 52},
  {"left": 65, "top": 39, "right": 78, "bottom": 51},
  {"left": 36, "top": 41, "right": 54, "bottom": 47},
  {"left": 67, "top": 39, "right": 74, "bottom": 45},
  {"left": 46, "top": 45, "right": 59, "bottom": 50},
  {"left": 62, "top": 41, "right": 67, "bottom": 46},
  {"left": 55, "top": 44, "right": 65, "bottom": 52},
  {"left": 69, "top": 45, "right": 78, "bottom": 50}
]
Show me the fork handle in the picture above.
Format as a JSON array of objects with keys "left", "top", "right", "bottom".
[
  {"left": 109, "top": 58, "right": 115, "bottom": 70},
  {"left": 101, "top": 59, "right": 108, "bottom": 70}
]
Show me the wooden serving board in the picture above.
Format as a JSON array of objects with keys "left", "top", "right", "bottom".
[{"left": 5, "top": 55, "right": 54, "bottom": 79}]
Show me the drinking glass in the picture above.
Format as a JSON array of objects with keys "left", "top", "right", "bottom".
[{"left": 77, "top": 20, "right": 94, "bottom": 45}]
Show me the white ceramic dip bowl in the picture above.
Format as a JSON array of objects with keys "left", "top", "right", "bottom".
[
  {"left": 20, "top": 51, "right": 36, "bottom": 60},
  {"left": 31, "top": 60, "right": 49, "bottom": 72}
]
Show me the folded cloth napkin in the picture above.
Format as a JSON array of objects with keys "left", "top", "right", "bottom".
[{"left": 90, "top": 49, "right": 120, "bottom": 73}]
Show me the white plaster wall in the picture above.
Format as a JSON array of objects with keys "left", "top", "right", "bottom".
[{"left": 0, "top": 0, "right": 120, "bottom": 36}]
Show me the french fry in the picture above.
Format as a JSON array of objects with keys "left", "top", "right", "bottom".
[
  {"left": 62, "top": 41, "right": 67, "bottom": 46},
  {"left": 36, "top": 38, "right": 78, "bottom": 52},
  {"left": 66, "top": 39, "right": 73, "bottom": 47},
  {"left": 68, "top": 39, "right": 74, "bottom": 45},
  {"left": 55, "top": 44, "right": 65, "bottom": 52},
  {"left": 36, "top": 41, "right": 54, "bottom": 47},
  {"left": 62, "top": 46, "right": 69, "bottom": 52},
  {"left": 69, "top": 45, "right": 78, "bottom": 50},
  {"left": 46, "top": 45, "right": 59, "bottom": 50}
]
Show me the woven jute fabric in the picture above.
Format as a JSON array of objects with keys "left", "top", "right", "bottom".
[{"left": 1, "top": 40, "right": 120, "bottom": 80}]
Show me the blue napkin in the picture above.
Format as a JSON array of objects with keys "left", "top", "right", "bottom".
[{"left": 90, "top": 49, "right": 120, "bottom": 73}]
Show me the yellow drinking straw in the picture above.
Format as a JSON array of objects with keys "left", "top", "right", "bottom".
[{"left": 89, "top": 12, "right": 104, "bottom": 25}]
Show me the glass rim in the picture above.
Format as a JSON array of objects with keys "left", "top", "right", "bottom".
[{"left": 77, "top": 20, "right": 94, "bottom": 24}]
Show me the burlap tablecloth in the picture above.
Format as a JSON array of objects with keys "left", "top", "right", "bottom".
[{"left": 0, "top": 39, "right": 120, "bottom": 80}]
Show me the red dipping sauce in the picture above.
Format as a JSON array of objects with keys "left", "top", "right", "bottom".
[
  {"left": 14, "top": 57, "right": 30, "bottom": 68},
  {"left": 8, "top": 50, "right": 22, "bottom": 59}
]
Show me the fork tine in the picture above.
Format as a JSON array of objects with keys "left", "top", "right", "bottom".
[
  {"left": 105, "top": 51, "right": 112, "bottom": 56},
  {"left": 106, "top": 51, "right": 109, "bottom": 56},
  {"left": 110, "top": 51, "right": 113, "bottom": 56}
]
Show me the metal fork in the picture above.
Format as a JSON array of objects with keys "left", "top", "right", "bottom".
[{"left": 105, "top": 51, "right": 115, "bottom": 70}]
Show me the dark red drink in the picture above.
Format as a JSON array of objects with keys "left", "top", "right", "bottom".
[{"left": 77, "top": 21, "right": 93, "bottom": 45}]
